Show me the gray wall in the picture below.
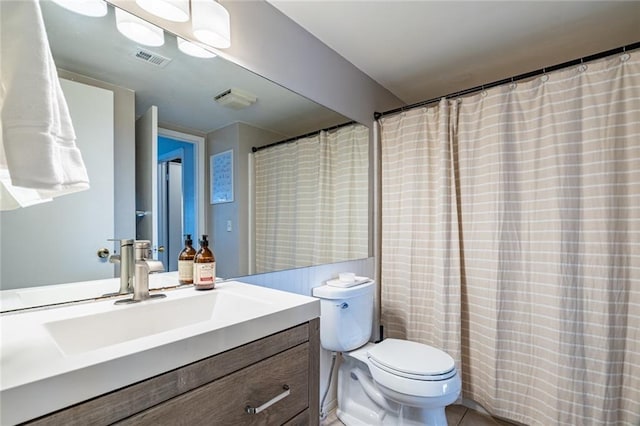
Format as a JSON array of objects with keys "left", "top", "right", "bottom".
[
  {"left": 207, "top": 124, "right": 239, "bottom": 278},
  {"left": 220, "top": 1, "right": 404, "bottom": 125},
  {"left": 207, "top": 123, "right": 283, "bottom": 278}
]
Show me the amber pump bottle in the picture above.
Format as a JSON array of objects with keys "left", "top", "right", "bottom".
[
  {"left": 178, "top": 234, "right": 196, "bottom": 284},
  {"left": 193, "top": 235, "right": 216, "bottom": 290}
]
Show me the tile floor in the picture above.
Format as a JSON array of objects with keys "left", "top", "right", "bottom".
[{"left": 320, "top": 404, "right": 519, "bottom": 426}]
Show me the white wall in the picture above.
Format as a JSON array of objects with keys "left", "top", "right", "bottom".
[{"left": 57, "top": 70, "right": 136, "bottom": 244}]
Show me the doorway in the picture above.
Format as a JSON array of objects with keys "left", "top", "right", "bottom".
[{"left": 157, "top": 130, "right": 204, "bottom": 271}]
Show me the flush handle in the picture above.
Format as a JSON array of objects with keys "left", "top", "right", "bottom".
[
  {"left": 245, "top": 385, "right": 290, "bottom": 415},
  {"left": 337, "top": 302, "right": 349, "bottom": 309}
]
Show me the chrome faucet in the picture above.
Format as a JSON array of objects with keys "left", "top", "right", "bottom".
[{"left": 115, "top": 240, "right": 166, "bottom": 305}]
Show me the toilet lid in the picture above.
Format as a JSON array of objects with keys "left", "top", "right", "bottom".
[{"left": 367, "top": 339, "right": 456, "bottom": 379}]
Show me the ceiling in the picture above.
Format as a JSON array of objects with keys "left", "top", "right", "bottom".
[
  {"left": 41, "top": 1, "right": 348, "bottom": 136},
  {"left": 268, "top": 1, "right": 640, "bottom": 105}
]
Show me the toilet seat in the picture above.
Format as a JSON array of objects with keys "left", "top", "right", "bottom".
[
  {"left": 367, "top": 339, "right": 457, "bottom": 381},
  {"left": 365, "top": 339, "right": 461, "bottom": 399},
  {"left": 368, "top": 358, "right": 457, "bottom": 381}
]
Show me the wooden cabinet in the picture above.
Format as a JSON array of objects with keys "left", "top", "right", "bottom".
[{"left": 27, "top": 319, "right": 320, "bottom": 426}]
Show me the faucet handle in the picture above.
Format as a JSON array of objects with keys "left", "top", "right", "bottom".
[{"left": 134, "top": 240, "right": 153, "bottom": 260}]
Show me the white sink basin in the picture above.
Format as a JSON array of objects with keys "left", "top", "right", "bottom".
[
  {"left": 1, "top": 280, "right": 320, "bottom": 425},
  {"left": 44, "top": 290, "right": 272, "bottom": 355}
]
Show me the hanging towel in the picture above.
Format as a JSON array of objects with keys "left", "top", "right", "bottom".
[{"left": 0, "top": 0, "right": 89, "bottom": 210}]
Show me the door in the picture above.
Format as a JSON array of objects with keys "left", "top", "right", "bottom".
[
  {"left": 158, "top": 160, "right": 183, "bottom": 271},
  {"left": 0, "top": 78, "right": 115, "bottom": 289},
  {"left": 135, "top": 106, "right": 160, "bottom": 259}
]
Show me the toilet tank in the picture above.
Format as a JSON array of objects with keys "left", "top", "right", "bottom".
[{"left": 312, "top": 281, "right": 374, "bottom": 352}]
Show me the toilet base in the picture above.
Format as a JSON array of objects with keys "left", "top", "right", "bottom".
[
  {"left": 337, "top": 406, "right": 447, "bottom": 426},
  {"left": 336, "top": 404, "right": 448, "bottom": 426},
  {"left": 337, "top": 354, "right": 454, "bottom": 426}
]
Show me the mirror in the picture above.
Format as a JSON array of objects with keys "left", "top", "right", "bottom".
[{"left": 0, "top": 1, "right": 369, "bottom": 309}]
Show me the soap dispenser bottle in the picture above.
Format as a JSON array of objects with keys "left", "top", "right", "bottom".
[
  {"left": 193, "top": 235, "right": 216, "bottom": 290},
  {"left": 178, "top": 234, "right": 196, "bottom": 284}
]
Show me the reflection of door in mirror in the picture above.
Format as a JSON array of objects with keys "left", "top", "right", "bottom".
[
  {"left": 135, "top": 106, "right": 158, "bottom": 256},
  {"left": 157, "top": 135, "right": 199, "bottom": 271},
  {"left": 158, "top": 160, "right": 182, "bottom": 271},
  {"left": 136, "top": 109, "right": 204, "bottom": 271},
  {"left": 0, "top": 78, "right": 115, "bottom": 290}
]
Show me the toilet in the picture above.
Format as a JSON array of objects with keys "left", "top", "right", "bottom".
[{"left": 313, "top": 280, "right": 461, "bottom": 426}]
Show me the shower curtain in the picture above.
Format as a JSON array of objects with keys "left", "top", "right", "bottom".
[
  {"left": 253, "top": 123, "right": 369, "bottom": 273},
  {"left": 380, "top": 51, "right": 639, "bottom": 425}
]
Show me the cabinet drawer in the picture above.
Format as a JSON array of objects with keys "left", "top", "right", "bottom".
[{"left": 119, "top": 343, "right": 309, "bottom": 425}]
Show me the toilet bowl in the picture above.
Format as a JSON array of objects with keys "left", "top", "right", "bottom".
[{"left": 313, "top": 281, "right": 461, "bottom": 426}]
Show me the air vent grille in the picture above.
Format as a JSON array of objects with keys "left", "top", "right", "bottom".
[{"left": 132, "top": 48, "right": 172, "bottom": 68}]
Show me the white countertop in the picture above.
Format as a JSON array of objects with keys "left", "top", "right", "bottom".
[{"left": 0, "top": 280, "right": 320, "bottom": 425}]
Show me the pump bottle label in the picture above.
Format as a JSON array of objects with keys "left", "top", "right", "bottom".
[
  {"left": 178, "top": 260, "right": 194, "bottom": 283},
  {"left": 194, "top": 262, "right": 216, "bottom": 287}
]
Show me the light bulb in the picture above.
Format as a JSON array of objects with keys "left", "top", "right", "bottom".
[
  {"left": 115, "top": 8, "right": 165, "bottom": 47},
  {"left": 191, "top": 0, "right": 231, "bottom": 49}
]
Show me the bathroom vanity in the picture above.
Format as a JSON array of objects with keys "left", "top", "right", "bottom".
[{"left": 0, "top": 280, "right": 320, "bottom": 425}]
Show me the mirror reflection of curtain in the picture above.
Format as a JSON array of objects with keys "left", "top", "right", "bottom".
[{"left": 253, "top": 123, "right": 368, "bottom": 273}]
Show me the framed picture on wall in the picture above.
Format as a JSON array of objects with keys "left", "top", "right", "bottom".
[{"left": 210, "top": 150, "right": 234, "bottom": 204}]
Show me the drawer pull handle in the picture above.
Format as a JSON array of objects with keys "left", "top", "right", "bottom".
[{"left": 245, "top": 385, "right": 290, "bottom": 415}]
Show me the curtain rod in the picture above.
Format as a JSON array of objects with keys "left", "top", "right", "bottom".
[
  {"left": 374, "top": 41, "right": 640, "bottom": 120},
  {"left": 252, "top": 120, "right": 356, "bottom": 153}
]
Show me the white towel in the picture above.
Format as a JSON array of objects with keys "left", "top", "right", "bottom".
[{"left": 0, "top": 0, "right": 89, "bottom": 210}]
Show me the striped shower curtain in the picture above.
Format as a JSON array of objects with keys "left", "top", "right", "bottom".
[
  {"left": 380, "top": 50, "right": 639, "bottom": 425},
  {"left": 253, "top": 123, "right": 369, "bottom": 273}
]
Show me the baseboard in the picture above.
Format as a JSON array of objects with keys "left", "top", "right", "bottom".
[{"left": 461, "top": 398, "right": 491, "bottom": 416}]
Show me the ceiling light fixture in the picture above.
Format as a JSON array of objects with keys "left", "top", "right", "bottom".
[
  {"left": 115, "top": 8, "right": 165, "bottom": 47},
  {"left": 50, "top": 0, "right": 107, "bottom": 17},
  {"left": 135, "top": 0, "right": 190, "bottom": 23},
  {"left": 191, "top": 0, "right": 231, "bottom": 49},
  {"left": 177, "top": 37, "right": 217, "bottom": 59}
]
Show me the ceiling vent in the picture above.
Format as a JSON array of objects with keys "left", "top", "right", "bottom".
[
  {"left": 214, "top": 88, "right": 257, "bottom": 110},
  {"left": 131, "top": 48, "right": 172, "bottom": 68}
]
